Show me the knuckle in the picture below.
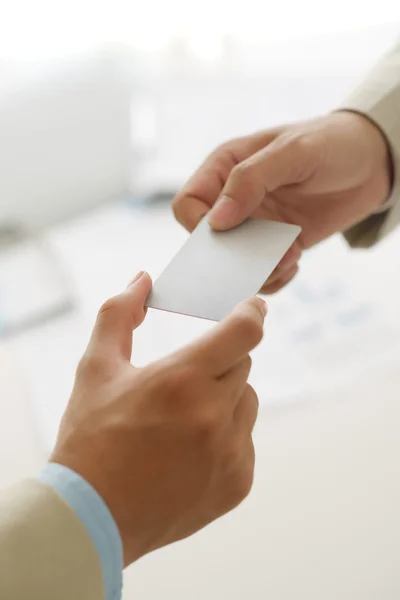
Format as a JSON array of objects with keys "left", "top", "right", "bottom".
[
  {"left": 215, "top": 140, "right": 232, "bottom": 153},
  {"left": 98, "top": 296, "right": 120, "bottom": 318},
  {"left": 280, "top": 131, "right": 312, "bottom": 152},
  {"left": 193, "top": 408, "right": 221, "bottom": 441},
  {"left": 234, "top": 467, "right": 255, "bottom": 503},
  {"left": 289, "top": 133, "right": 310, "bottom": 152},
  {"left": 245, "top": 383, "right": 258, "bottom": 404},
  {"left": 129, "top": 305, "right": 145, "bottom": 328},
  {"left": 225, "top": 460, "right": 255, "bottom": 507},
  {"left": 243, "top": 354, "right": 252, "bottom": 373},
  {"left": 157, "top": 363, "right": 223, "bottom": 437},
  {"left": 159, "top": 363, "right": 200, "bottom": 400},
  {"left": 234, "top": 355, "right": 253, "bottom": 381},
  {"left": 231, "top": 161, "right": 254, "bottom": 184},
  {"left": 245, "top": 384, "right": 259, "bottom": 420},
  {"left": 280, "top": 132, "right": 318, "bottom": 177},
  {"left": 76, "top": 353, "right": 107, "bottom": 380},
  {"left": 210, "top": 140, "right": 235, "bottom": 158},
  {"left": 224, "top": 441, "right": 243, "bottom": 468}
]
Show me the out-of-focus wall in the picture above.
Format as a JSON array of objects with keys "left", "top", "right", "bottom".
[
  {"left": 0, "top": 21, "right": 399, "bottom": 227},
  {"left": 0, "top": 51, "right": 132, "bottom": 229}
]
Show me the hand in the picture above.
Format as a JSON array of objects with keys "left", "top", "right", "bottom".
[
  {"left": 51, "top": 271, "right": 266, "bottom": 567},
  {"left": 173, "top": 111, "right": 392, "bottom": 293}
]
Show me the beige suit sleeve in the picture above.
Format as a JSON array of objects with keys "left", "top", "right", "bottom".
[
  {"left": 340, "top": 40, "right": 400, "bottom": 248},
  {"left": 0, "top": 479, "right": 104, "bottom": 600}
]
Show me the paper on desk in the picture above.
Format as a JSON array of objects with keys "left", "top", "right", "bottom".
[
  {"left": 0, "top": 236, "right": 74, "bottom": 336},
  {"left": 146, "top": 218, "right": 301, "bottom": 321}
]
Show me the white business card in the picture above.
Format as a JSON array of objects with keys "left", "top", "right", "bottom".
[{"left": 146, "top": 218, "right": 301, "bottom": 321}]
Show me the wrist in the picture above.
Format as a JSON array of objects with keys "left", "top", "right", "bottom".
[
  {"left": 50, "top": 452, "right": 147, "bottom": 567},
  {"left": 39, "top": 462, "right": 123, "bottom": 600},
  {"left": 340, "top": 110, "right": 394, "bottom": 207}
]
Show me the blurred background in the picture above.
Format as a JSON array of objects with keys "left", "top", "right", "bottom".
[{"left": 1, "top": 1, "right": 400, "bottom": 598}]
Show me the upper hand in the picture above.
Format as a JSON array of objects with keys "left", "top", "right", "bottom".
[
  {"left": 51, "top": 271, "right": 266, "bottom": 567},
  {"left": 173, "top": 111, "right": 392, "bottom": 293}
]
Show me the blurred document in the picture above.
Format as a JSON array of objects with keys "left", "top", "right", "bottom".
[{"left": 0, "top": 231, "right": 74, "bottom": 336}]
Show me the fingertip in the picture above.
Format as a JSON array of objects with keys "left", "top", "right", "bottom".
[
  {"left": 260, "top": 263, "right": 299, "bottom": 295},
  {"left": 124, "top": 271, "right": 153, "bottom": 317},
  {"left": 237, "top": 296, "right": 268, "bottom": 320},
  {"left": 126, "top": 271, "right": 152, "bottom": 292},
  {"left": 124, "top": 272, "right": 152, "bottom": 332},
  {"left": 140, "top": 271, "right": 153, "bottom": 288},
  {"left": 173, "top": 195, "right": 209, "bottom": 232},
  {"left": 226, "top": 297, "right": 266, "bottom": 349},
  {"left": 208, "top": 196, "right": 241, "bottom": 231},
  {"left": 207, "top": 211, "right": 222, "bottom": 231},
  {"left": 126, "top": 271, "right": 144, "bottom": 288},
  {"left": 140, "top": 272, "right": 153, "bottom": 299}
]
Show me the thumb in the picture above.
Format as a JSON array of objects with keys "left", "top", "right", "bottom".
[
  {"left": 208, "top": 135, "right": 312, "bottom": 231},
  {"left": 88, "top": 271, "right": 152, "bottom": 363}
]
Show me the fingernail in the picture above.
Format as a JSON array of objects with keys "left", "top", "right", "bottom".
[
  {"left": 209, "top": 196, "right": 239, "bottom": 228},
  {"left": 127, "top": 271, "right": 145, "bottom": 288},
  {"left": 259, "top": 299, "right": 268, "bottom": 317}
]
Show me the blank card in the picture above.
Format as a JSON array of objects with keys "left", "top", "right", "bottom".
[{"left": 146, "top": 218, "right": 301, "bottom": 321}]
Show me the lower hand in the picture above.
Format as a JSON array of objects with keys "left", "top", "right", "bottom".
[
  {"left": 173, "top": 111, "right": 392, "bottom": 293},
  {"left": 51, "top": 271, "right": 266, "bottom": 566}
]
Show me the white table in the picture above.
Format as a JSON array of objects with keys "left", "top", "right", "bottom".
[{"left": 1, "top": 200, "right": 400, "bottom": 599}]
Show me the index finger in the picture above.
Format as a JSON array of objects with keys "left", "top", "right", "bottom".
[
  {"left": 172, "top": 163, "right": 225, "bottom": 232},
  {"left": 172, "top": 130, "right": 282, "bottom": 232},
  {"left": 173, "top": 297, "right": 267, "bottom": 377}
]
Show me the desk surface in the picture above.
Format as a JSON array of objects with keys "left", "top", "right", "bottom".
[{"left": 1, "top": 201, "right": 400, "bottom": 599}]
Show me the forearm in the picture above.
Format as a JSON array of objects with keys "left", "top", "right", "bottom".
[{"left": 0, "top": 468, "right": 122, "bottom": 600}]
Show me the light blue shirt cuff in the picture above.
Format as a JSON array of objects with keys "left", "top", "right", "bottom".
[{"left": 38, "top": 463, "right": 123, "bottom": 600}]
